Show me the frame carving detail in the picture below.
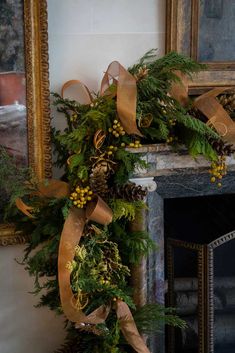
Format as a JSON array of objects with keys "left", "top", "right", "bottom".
[
  {"left": 0, "top": 0, "right": 51, "bottom": 245},
  {"left": 166, "top": 0, "right": 235, "bottom": 94}
]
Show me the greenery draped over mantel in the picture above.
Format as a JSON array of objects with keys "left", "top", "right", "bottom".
[{"left": 1, "top": 50, "right": 234, "bottom": 353}]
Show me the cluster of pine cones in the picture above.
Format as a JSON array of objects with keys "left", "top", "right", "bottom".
[{"left": 89, "top": 155, "right": 147, "bottom": 200}]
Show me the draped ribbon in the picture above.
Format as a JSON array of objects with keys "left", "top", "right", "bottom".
[
  {"left": 193, "top": 88, "right": 235, "bottom": 144},
  {"left": 61, "top": 61, "right": 143, "bottom": 137},
  {"left": 170, "top": 73, "right": 235, "bottom": 144},
  {"left": 16, "top": 180, "right": 151, "bottom": 353}
]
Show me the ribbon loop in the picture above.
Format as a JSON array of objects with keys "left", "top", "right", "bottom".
[
  {"left": 61, "top": 79, "right": 92, "bottom": 105},
  {"left": 193, "top": 88, "right": 235, "bottom": 144},
  {"left": 101, "top": 61, "right": 143, "bottom": 137},
  {"left": 170, "top": 76, "right": 235, "bottom": 144}
]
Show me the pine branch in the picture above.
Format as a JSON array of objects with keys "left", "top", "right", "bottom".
[{"left": 133, "top": 304, "right": 187, "bottom": 335}]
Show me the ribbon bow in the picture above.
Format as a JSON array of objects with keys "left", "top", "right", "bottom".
[{"left": 61, "top": 61, "right": 143, "bottom": 137}]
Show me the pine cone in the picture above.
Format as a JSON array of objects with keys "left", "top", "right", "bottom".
[
  {"left": 208, "top": 137, "right": 235, "bottom": 156},
  {"left": 217, "top": 92, "right": 235, "bottom": 116},
  {"left": 90, "top": 160, "right": 113, "bottom": 197},
  {"left": 111, "top": 182, "right": 147, "bottom": 201}
]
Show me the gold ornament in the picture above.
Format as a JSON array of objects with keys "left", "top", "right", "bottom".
[
  {"left": 139, "top": 113, "right": 153, "bottom": 128},
  {"left": 93, "top": 129, "right": 106, "bottom": 150},
  {"left": 134, "top": 65, "right": 149, "bottom": 81}
]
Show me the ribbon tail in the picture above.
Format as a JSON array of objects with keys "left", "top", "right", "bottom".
[
  {"left": 58, "top": 197, "right": 113, "bottom": 325},
  {"left": 15, "top": 197, "right": 34, "bottom": 218},
  {"left": 116, "top": 300, "right": 151, "bottom": 353},
  {"left": 101, "top": 61, "right": 143, "bottom": 137},
  {"left": 58, "top": 207, "right": 87, "bottom": 323}
]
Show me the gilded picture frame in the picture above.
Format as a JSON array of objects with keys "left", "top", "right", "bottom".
[
  {"left": 166, "top": 0, "right": 235, "bottom": 94},
  {"left": 0, "top": 0, "right": 51, "bottom": 246}
]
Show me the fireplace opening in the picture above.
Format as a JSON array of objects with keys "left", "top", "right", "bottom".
[{"left": 164, "top": 194, "right": 235, "bottom": 353}]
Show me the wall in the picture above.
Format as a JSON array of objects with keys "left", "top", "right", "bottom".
[
  {"left": 0, "top": 245, "right": 66, "bottom": 353},
  {"left": 47, "top": 0, "right": 166, "bottom": 133}
]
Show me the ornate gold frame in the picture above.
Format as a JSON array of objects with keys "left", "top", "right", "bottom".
[
  {"left": 166, "top": 0, "right": 235, "bottom": 94},
  {"left": 0, "top": 0, "right": 51, "bottom": 246}
]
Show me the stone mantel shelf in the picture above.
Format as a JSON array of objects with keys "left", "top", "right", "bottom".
[{"left": 127, "top": 144, "right": 235, "bottom": 178}]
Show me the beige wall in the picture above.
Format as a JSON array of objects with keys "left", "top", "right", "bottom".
[
  {"left": 48, "top": 0, "right": 166, "bottom": 132},
  {"left": 0, "top": 246, "right": 66, "bottom": 353}
]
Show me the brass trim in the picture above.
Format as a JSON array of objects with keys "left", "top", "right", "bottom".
[
  {"left": 0, "top": 224, "right": 29, "bottom": 246},
  {"left": 0, "top": 0, "right": 51, "bottom": 245},
  {"left": 167, "top": 232, "right": 235, "bottom": 353},
  {"left": 191, "top": 0, "right": 199, "bottom": 60},
  {"left": 207, "top": 230, "right": 235, "bottom": 353},
  {"left": 166, "top": 238, "right": 206, "bottom": 353}
]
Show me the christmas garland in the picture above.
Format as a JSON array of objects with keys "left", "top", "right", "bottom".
[{"left": 2, "top": 50, "right": 235, "bottom": 353}]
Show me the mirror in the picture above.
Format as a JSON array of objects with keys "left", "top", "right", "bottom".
[
  {"left": 0, "top": 0, "right": 52, "bottom": 245},
  {"left": 166, "top": 0, "right": 235, "bottom": 93}
]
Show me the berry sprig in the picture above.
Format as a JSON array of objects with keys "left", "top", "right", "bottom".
[
  {"left": 209, "top": 156, "right": 227, "bottom": 187},
  {"left": 169, "top": 118, "right": 176, "bottom": 126},
  {"left": 70, "top": 186, "right": 93, "bottom": 208},
  {"left": 108, "top": 119, "right": 126, "bottom": 138},
  {"left": 128, "top": 140, "right": 142, "bottom": 148},
  {"left": 166, "top": 135, "right": 178, "bottom": 144},
  {"left": 106, "top": 145, "right": 118, "bottom": 156},
  {"left": 70, "top": 113, "right": 78, "bottom": 123}
]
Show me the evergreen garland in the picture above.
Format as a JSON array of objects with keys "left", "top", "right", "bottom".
[{"left": 2, "top": 50, "right": 233, "bottom": 352}]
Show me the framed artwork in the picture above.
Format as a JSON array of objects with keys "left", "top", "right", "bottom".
[
  {"left": 0, "top": 0, "right": 51, "bottom": 245},
  {"left": 166, "top": 0, "right": 235, "bottom": 94}
]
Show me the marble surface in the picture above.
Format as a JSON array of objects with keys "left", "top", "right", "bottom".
[{"left": 132, "top": 145, "right": 235, "bottom": 353}]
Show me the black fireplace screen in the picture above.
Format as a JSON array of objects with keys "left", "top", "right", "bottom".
[{"left": 166, "top": 230, "right": 235, "bottom": 353}]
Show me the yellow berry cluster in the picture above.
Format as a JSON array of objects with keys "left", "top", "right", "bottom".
[
  {"left": 106, "top": 145, "right": 118, "bottom": 156},
  {"left": 166, "top": 135, "right": 178, "bottom": 143},
  {"left": 112, "top": 296, "right": 123, "bottom": 302},
  {"left": 100, "top": 278, "right": 110, "bottom": 285},
  {"left": 70, "top": 186, "right": 93, "bottom": 208},
  {"left": 70, "top": 113, "right": 78, "bottom": 122},
  {"left": 128, "top": 140, "right": 142, "bottom": 148},
  {"left": 108, "top": 120, "right": 126, "bottom": 138},
  {"left": 169, "top": 118, "right": 176, "bottom": 126},
  {"left": 209, "top": 156, "right": 227, "bottom": 187}
]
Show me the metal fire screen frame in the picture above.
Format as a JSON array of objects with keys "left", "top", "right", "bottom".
[{"left": 167, "top": 231, "right": 235, "bottom": 353}]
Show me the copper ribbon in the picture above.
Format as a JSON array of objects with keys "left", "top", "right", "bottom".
[
  {"left": 170, "top": 74, "right": 235, "bottom": 144},
  {"left": 16, "top": 180, "right": 151, "bottom": 353},
  {"left": 193, "top": 88, "right": 235, "bottom": 144},
  {"left": 61, "top": 62, "right": 143, "bottom": 137}
]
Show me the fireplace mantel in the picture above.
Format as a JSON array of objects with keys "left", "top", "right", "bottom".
[
  {"left": 128, "top": 144, "right": 235, "bottom": 353},
  {"left": 128, "top": 144, "right": 235, "bottom": 198}
]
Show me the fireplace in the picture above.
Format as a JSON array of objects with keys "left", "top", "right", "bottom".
[
  {"left": 129, "top": 144, "right": 235, "bottom": 353},
  {"left": 165, "top": 195, "right": 235, "bottom": 353}
]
